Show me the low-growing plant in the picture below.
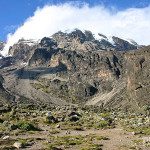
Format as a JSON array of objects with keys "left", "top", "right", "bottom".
[{"left": 16, "top": 121, "right": 40, "bottom": 131}]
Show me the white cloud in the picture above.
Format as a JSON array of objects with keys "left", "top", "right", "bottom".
[{"left": 2, "top": 3, "right": 150, "bottom": 55}]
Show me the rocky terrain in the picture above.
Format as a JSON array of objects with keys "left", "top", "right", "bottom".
[
  {"left": 0, "top": 30, "right": 149, "bottom": 111},
  {"left": 0, "top": 106, "right": 150, "bottom": 150},
  {"left": 0, "top": 29, "right": 150, "bottom": 150}
]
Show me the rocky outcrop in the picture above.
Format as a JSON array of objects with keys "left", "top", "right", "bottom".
[
  {"left": 6, "top": 30, "right": 138, "bottom": 66},
  {"left": 8, "top": 39, "right": 39, "bottom": 64},
  {"left": 125, "top": 47, "right": 150, "bottom": 108},
  {"left": 52, "top": 29, "right": 137, "bottom": 52},
  {"left": 0, "top": 41, "right": 5, "bottom": 51},
  {"left": 112, "top": 36, "right": 137, "bottom": 51},
  {"left": 0, "top": 30, "right": 149, "bottom": 111},
  {"left": 0, "top": 56, "right": 14, "bottom": 68}
]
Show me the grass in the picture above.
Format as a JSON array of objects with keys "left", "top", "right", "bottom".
[
  {"left": 118, "top": 113, "right": 150, "bottom": 135},
  {"left": 123, "top": 125, "right": 150, "bottom": 135},
  {"left": 49, "top": 129, "right": 60, "bottom": 134},
  {"left": 81, "top": 144, "right": 103, "bottom": 150},
  {"left": 57, "top": 111, "right": 114, "bottom": 131},
  {"left": 45, "top": 134, "right": 106, "bottom": 150},
  {"left": 1, "top": 107, "right": 149, "bottom": 150}
]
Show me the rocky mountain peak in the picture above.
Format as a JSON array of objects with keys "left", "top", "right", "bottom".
[
  {"left": 0, "top": 29, "right": 149, "bottom": 112},
  {"left": 39, "top": 37, "right": 57, "bottom": 48},
  {"left": 0, "top": 29, "right": 141, "bottom": 68},
  {"left": 98, "top": 33, "right": 108, "bottom": 40},
  {"left": 112, "top": 36, "right": 138, "bottom": 51}
]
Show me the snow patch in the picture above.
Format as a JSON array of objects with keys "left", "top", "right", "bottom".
[{"left": 125, "top": 39, "right": 138, "bottom": 46}]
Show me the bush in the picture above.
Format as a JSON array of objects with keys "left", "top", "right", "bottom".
[
  {"left": 17, "top": 121, "right": 39, "bottom": 131},
  {"left": 96, "top": 120, "right": 109, "bottom": 128}
]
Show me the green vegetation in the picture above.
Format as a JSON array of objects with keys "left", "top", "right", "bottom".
[
  {"left": 119, "top": 113, "right": 150, "bottom": 135},
  {"left": 46, "top": 134, "right": 105, "bottom": 150},
  {"left": 16, "top": 121, "right": 40, "bottom": 131},
  {"left": 0, "top": 106, "right": 149, "bottom": 150}
]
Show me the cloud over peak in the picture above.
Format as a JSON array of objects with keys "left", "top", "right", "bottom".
[{"left": 2, "top": 3, "right": 150, "bottom": 55}]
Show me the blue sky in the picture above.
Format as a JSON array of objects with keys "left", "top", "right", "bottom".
[{"left": 0, "top": 0, "right": 150, "bottom": 43}]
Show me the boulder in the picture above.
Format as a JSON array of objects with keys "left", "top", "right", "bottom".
[
  {"left": 13, "top": 142, "right": 23, "bottom": 149},
  {"left": 45, "top": 112, "right": 57, "bottom": 123},
  {"left": 2, "top": 135, "right": 10, "bottom": 140}
]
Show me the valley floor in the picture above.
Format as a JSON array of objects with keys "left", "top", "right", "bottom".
[
  {"left": 10, "top": 127, "right": 148, "bottom": 150},
  {"left": 0, "top": 107, "right": 150, "bottom": 150}
]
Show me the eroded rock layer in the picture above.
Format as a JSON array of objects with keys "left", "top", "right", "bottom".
[{"left": 0, "top": 30, "right": 149, "bottom": 111}]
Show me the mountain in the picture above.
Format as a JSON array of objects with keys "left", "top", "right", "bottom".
[
  {"left": 0, "top": 41, "right": 5, "bottom": 51},
  {"left": 0, "top": 29, "right": 149, "bottom": 111}
]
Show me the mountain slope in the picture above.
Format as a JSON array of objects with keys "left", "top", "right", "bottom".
[
  {"left": 0, "top": 30, "right": 149, "bottom": 111},
  {"left": 0, "top": 74, "right": 15, "bottom": 111}
]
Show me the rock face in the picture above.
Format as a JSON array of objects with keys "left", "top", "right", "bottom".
[
  {"left": 112, "top": 36, "right": 137, "bottom": 51},
  {"left": 125, "top": 47, "right": 150, "bottom": 108},
  {"left": 8, "top": 39, "right": 39, "bottom": 64},
  {"left": 7, "top": 30, "right": 138, "bottom": 64},
  {"left": 0, "top": 30, "right": 149, "bottom": 111},
  {"left": 0, "top": 41, "right": 5, "bottom": 58},
  {"left": 0, "top": 41, "right": 5, "bottom": 51}
]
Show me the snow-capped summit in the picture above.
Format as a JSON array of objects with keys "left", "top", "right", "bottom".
[
  {"left": 0, "top": 29, "right": 140, "bottom": 58},
  {"left": 97, "top": 33, "right": 138, "bottom": 51}
]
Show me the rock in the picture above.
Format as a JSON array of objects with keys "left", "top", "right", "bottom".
[
  {"left": 28, "top": 48, "right": 53, "bottom": 66},
  {"left": 67, "top": 111, "right": 82, "bottom": 122},
  {"left": 0, "top": 41, "right": 5, "bottom": 51},
  {"left": 56, "top": 124, "right": 60, "bottom": 128},
  {"left": 112, "top": 36, "right": 137, "bottom": 51},
  {"left": 142, "top": 137, "right": 150, "bottom": 144},
  {"left": 32, "top": 112, "right": 37, "bottom": 118},
  {"left": 68, "top": 111, "right": 81, "bottom": 117},
  {"left": 8, "top": 38, "right": 39, "bottom": 64},
  {"left": 69, "top": 115, "right": 80, "bottom": 122},
  {"left": 2, "top": 135, "right": 10, "bottom": 140},
  {"left": 46, "top": 111, "right": 52, "bottom": 117},
  {"left": 131, "top": 131, "right": 142, "bottom": 135},
  {"left": 3, "top": 121, "right": 9, "bottom": 126},
  {"left": 9, "top": 124, "right": 18, "bottom": 130},
  {"left": 131, "top": 132, "right": 136, "bottom": 135},
  {"left": 13, "top": 142, "right": 23, "bottom": 149},
  {"left": 40, "top": 37, "right": 57, "bottom": 48},
  {"left": 65, "top": 131, "right": 71, "bottom": 134},
  {"left": 45, "top": 112, "right": 57, "bottom": 123}
]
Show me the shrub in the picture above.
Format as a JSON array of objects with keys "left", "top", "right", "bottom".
[
  {"left": 17, "top": 121, "right": 39, "bottom": 131},
  {"left": 96, "top": 120, "right": 109, "bottom": 128}
]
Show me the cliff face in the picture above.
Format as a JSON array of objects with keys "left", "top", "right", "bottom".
[
  {"left": 0, "top": 41, "right": 5, "bottom": 51},
  {"left": 0, "top": 30, "right": 149, "bottom": 111},
  {"left": 125, "top": 47, "right": 150, "bottom": 108}
]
